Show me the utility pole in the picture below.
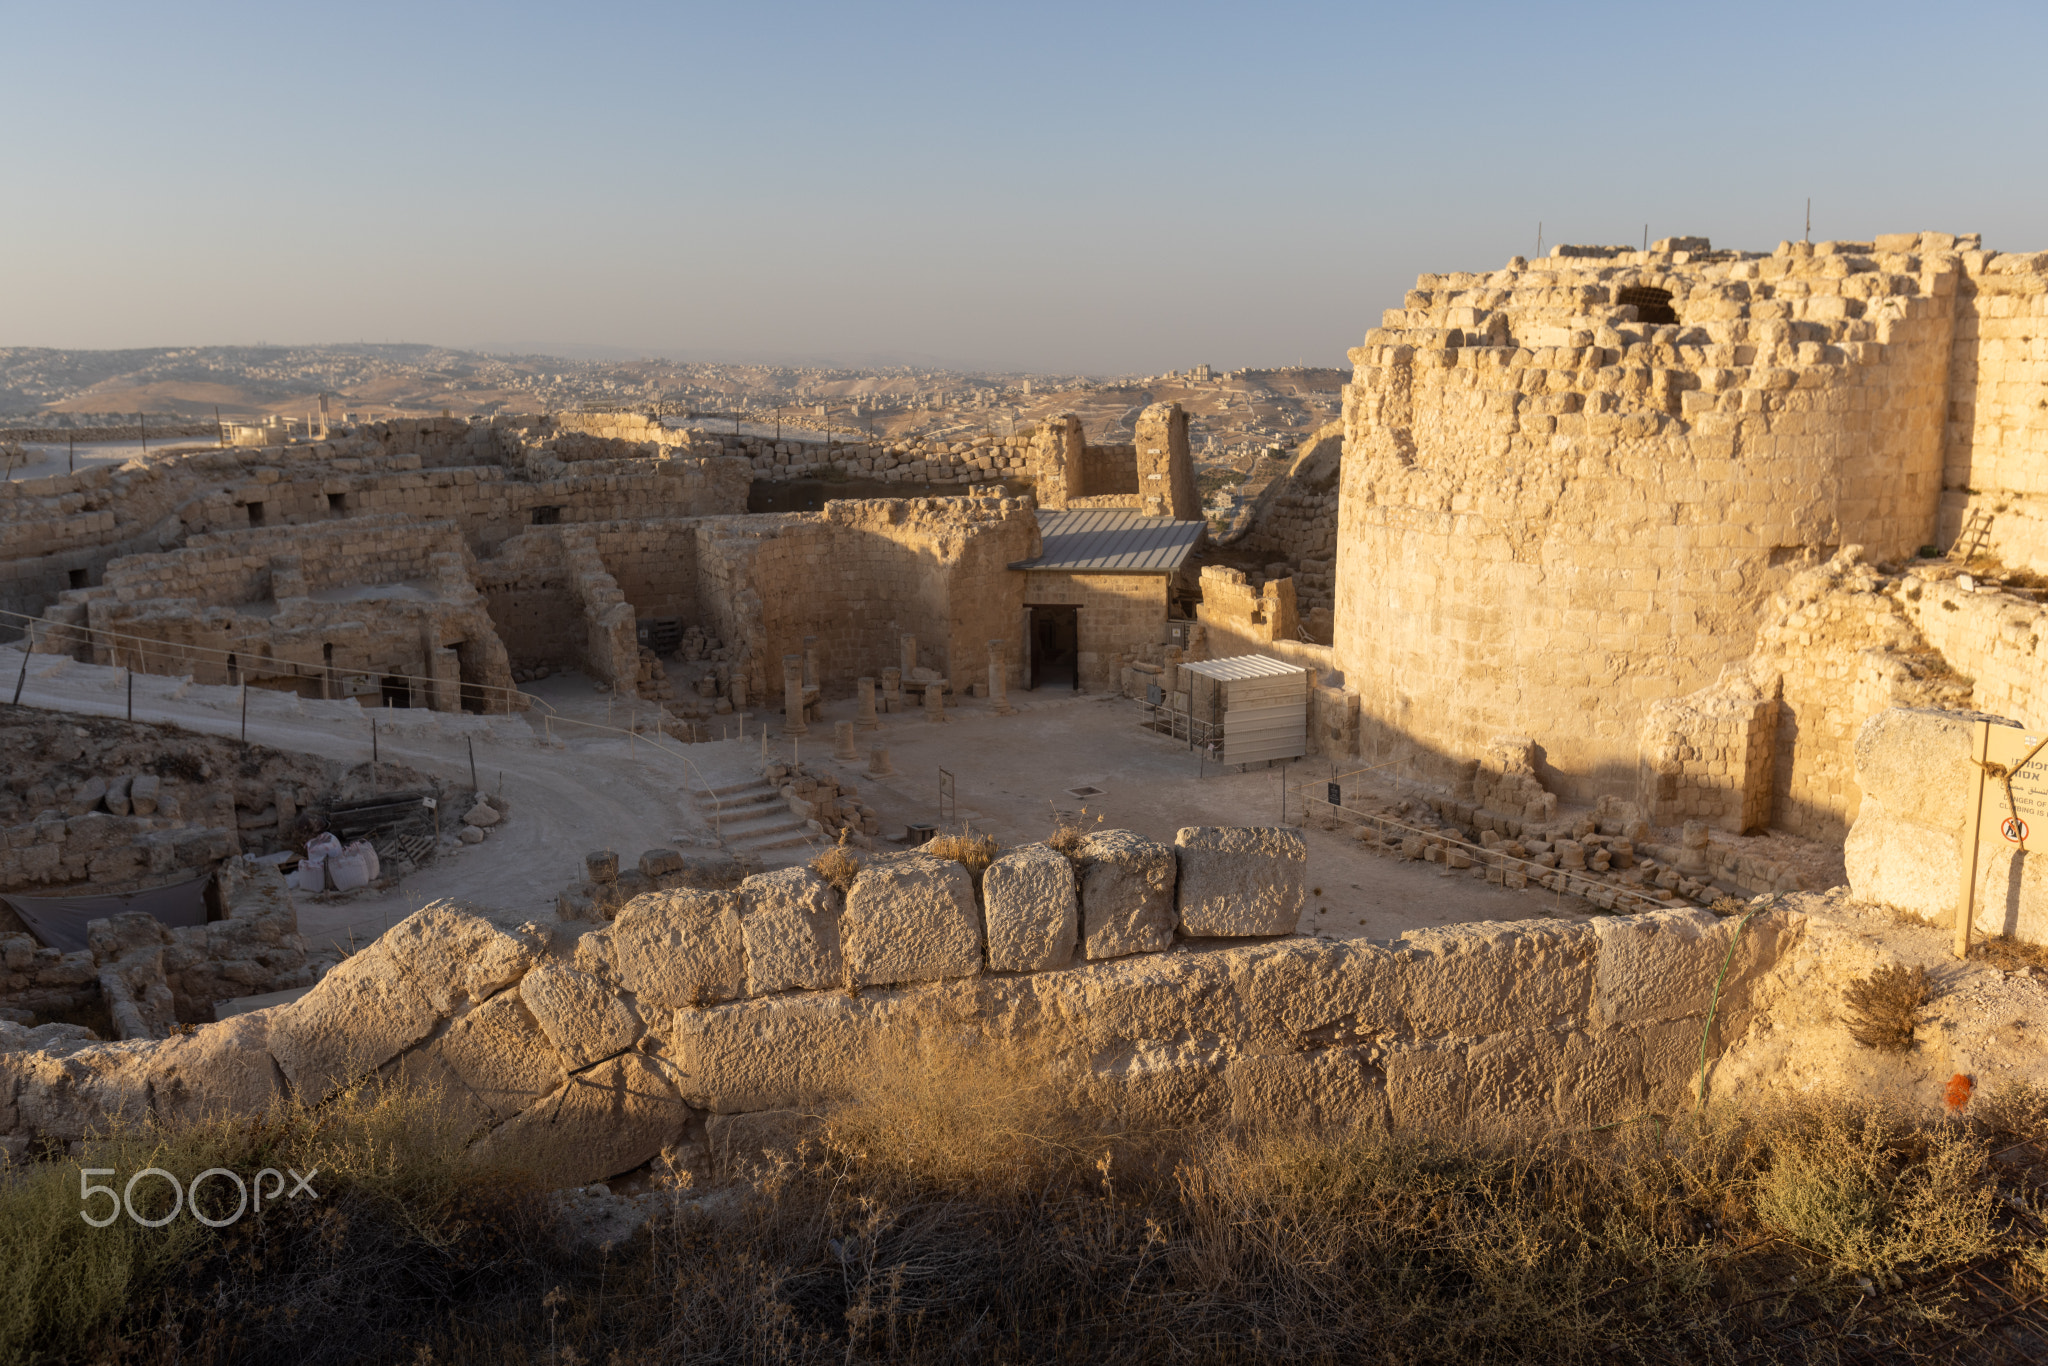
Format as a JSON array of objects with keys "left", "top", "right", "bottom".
[{"left": 1805, "top": 198, "right": 1812, "bottom": 243}]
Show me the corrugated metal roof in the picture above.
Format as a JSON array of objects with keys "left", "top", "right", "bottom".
[
  {"left": 1010, "top": 508, "right": 1206, "bottom": 574},
  {"left": 1181, "top": 654, "right": 1310, "bottom": 682}
]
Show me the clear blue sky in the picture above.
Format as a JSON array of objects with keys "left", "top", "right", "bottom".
[{"left": 4, "top": 1, "right": 2043, "bottom": 373}]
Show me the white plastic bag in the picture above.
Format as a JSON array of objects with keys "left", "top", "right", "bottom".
[
  {"left": 346, "top": 839, "right": 380, "bottom": 882},
  {"left": 326, "top": 847, "right": 370, "bottom": 891}
]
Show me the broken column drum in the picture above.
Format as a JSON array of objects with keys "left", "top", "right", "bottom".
[
  {"left": 868, "top": 744, "right": 893, "bottom": 776},
  {"left": 924, "top": 681, "right": 945, "bottom": 723},
  {"left": 882, "top": 667, "right": 902, "bottom": 712},
  {"left": 834, "top": 720, "right": 858, "bottom": 760},
  {"left": 856, "top": 676, "right": 879, "bottom": 730},
  {"left": 899, "top": 634, "right": 917, "bottom": 678}
]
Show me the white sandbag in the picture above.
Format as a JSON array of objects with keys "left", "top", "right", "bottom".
[
  {"left": 346, "top": 839, "right": 380, "bottom": 881},
  {"left": 295, "top": 857, "right": 327, "bottom": 893},
  {"left": 305, "top": 833, "right": 344, "bottom": 861},
  {"left": 326, "top": 847, "right": 371, "bottom": 891}
]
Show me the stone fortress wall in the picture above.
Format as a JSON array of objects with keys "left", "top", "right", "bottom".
[
  {"left": 1332, "top": 232, "right": 2048, "bottom": 847},
  {"left": 0, "top": 831, "right": 1804, "bottom": 1185}
]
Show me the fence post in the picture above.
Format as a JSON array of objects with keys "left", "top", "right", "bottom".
[{"left": 11, "top": 627, "right": 31, "bottom": 705}]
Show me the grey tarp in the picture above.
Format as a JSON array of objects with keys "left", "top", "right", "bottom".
[{"left": 1, "top": 874, "right": 211, "bottom": 953}]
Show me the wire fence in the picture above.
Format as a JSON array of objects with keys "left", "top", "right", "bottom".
[{"left": 1, "top": 608, "right": 746, "bottom": 835}]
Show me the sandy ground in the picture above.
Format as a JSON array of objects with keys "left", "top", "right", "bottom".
[
  {"left": 3, "top": 647, "right": 1600, "bottom": 958},
  {"left": 769, "top": 687, "right": 1603, "bottom": 941},
  {"left": 1, "top": 649, "right": 773, "bottom": 955}
]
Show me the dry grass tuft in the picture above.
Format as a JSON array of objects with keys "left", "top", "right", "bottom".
[
  {"left": 1974, "top": 933, "right": 2048, "bottom": 973},
  {"left": 9, "top": 1047, "right": 2048, "bottom": 1363},
  {"left": 810, "top": 830, "right": 863, "bottom": 892},
  {"left": 923, "top": 828, "right": 999, "bottom": 881},
  {"left": 1046, "top": 804, "right": 1103, "bottom": 861},
  {"left": 1842, "top": 962, "right": 1932, "bottom": 1052}
]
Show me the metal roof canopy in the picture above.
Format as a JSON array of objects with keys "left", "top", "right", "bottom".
[
  {"left": 1009, "top": 508, "right": 1205, "bottom": 575},
  {"left": 1180, "top": 654, "right": 1308, "bottom": 766}
]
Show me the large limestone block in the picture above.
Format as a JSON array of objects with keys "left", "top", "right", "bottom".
[
  {"left": 470, "top": 1052, "right": 690, "bottom": 1187},
  {"left": 842, "top": 854, "right": 982, "bottom": 986},
  {"left": 1590, "top": 908, "right": 1796, "bottom": 1043},
  {"left": 1173, "top": 826, "right": 1305, "bottom": 937},
  {"left": 1844, "top": 805, "right": 1962, "bottom": 920},
  {"left": 266, "top": 906, "right": 546, "bottom": 1100},
  {"left": 737, "top": 866, "right": 844, "bottom": 993},
  {"left": 1224, "top": 1047, "right": 1385, "bottom": 1128},
  {"left": 668, "top": 990, "right": 912, "bottom": 1112},
  {"left": 1976, "top": 847, "right": 2048, "bottom": 943},
  {"left": 1394, "top": 919, "right": 1595, "bottom": 1037},
  {"left": 575, "top": 889, "right": 746, "bottom": 1009},
  {"left": 1077, "top": 830, "right": 1177, "bottom": 959},
  {"left": 7, "top": 1039, "right": 157, "bottom": 1140},
  {"left": 127, "top": 1010, "right": 283, "bottom": 1128},
  {"left": 982, "top": 843, "right": 1077, "bottom": 972},
  {"left": 520, "top": 962, "right": 643, "bottom": 1068},
  {"left": 394, "top": 988, "right": 566, "bottom": 1126},
  {"left": 1854, "top": 707, "right": 2016, "bottom": 830}
]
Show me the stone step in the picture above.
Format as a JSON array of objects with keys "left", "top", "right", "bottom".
[
  {"left": 726, "top": 827, "right": 812, "bottom": 853},
  {"left": 697, "top": 787, "right": 780, "bottom": 812},
  {"left": 700, "top": 778, "right": 776, "bottom": 799},
  {"left": 714, "top": 809, "right": 804, "bottom": 836}
]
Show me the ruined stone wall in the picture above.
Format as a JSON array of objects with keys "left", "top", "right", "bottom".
[
  {"left": 35, "top": 515, "right": 514, "bottom": 707},
  {"left": 93, "top": 514, "right": 461, "bottom": 609},
  {"left": 1194, "top": 566, "right": 1300, "bottom": 660},
  {"left": 0, "top": 426, "right": 749, "bottom": 627},
  {"left": 1936, "top": 250, "right": 2048, "bottom": 573},
  {"left": 590, "top": 522, "right": 699, "bottom": 622},
  {"left": 709, "top": 499, "right": 1036, "bottom": 700},
  {"left": 1897, "top": 567, "right": 2048, "bottom": 730},
  {"left": 1132, "top": 403, "right": 1200, "bottom": 520},
  {"left": 1079, "top": 443, "right": 1139, "bottom": 496},
  {"left": 0, "top": 877, "right": 1804, "bottom": 1182},
  {"left": 476, "top": 531, "right": 587, "bottom": 674},
  {"left": 1021, "top": 572, "right": 1167, "bottom": 693},
  {"left": 1336, "top": 235, "right": 1970, "bottom": 803}
]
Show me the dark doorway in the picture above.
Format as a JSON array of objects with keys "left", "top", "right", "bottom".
[
  {"left": 1028, "top": 605, "right": 1079, "bottom": 691},
  {"left": 380, "top": 674, "right": 411, "bottom": 707},
  {"left": 1615, "top": 285, "right": 1678, "bottom": 325}
]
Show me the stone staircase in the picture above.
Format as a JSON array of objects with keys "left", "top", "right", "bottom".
[{"left": 693, "top": 778, "right": 812, "bottom": 860}]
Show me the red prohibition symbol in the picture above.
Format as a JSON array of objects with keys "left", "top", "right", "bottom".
[{"left": 2002, "top": 816, "right": 2029, "bottom": 844}]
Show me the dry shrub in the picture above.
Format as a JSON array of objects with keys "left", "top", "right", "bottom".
[
  {"left": 810, "top": 831, "right": 863, "bottom": 892},
  {"left": 1750, "top": 1099, "right": 1999, "bottom": 1280},
  {"left": 923, "top": 828, "right": 999, "bottom": 882},
  {"left": 1842, "top": 962, "right": 1932, "bottom": 1051},
  {"left": 1046, "top": 804, "right": 1103, "bottom": 861},
  {"left": 818, "top": 1032, "right": 1118, "bottom": 1196},
  {"left": 1973, "top": 933, "right": 2048, "bottom": 973}
]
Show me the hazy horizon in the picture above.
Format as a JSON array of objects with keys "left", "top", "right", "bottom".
[{"left": 5, "top": 0, "right": 2044, "bottom": 374}]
